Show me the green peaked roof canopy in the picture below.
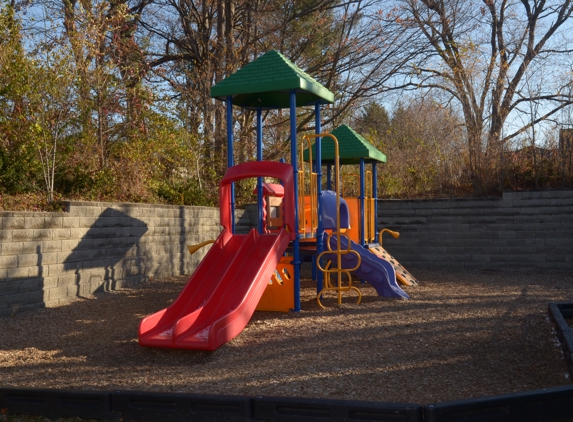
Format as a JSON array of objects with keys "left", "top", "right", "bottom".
[
  {"left": 303, "top": 124, "right": 387, "bottom": 165},
  {"left": 210, "top": 50, "right": 335, "bottom": 110}
]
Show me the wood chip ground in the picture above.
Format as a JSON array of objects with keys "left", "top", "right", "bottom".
[{"left": 1, "top": 267, "right": 572, "bottom": 405}]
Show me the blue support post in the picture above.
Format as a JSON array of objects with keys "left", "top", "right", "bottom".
[
  {"left": 372, "top": 162, "right": 378, "bottom": 243},
  {"left": 359, "top": 158, "right": 365, "bottom": 247},
  {"left": 226, "top": 96, "right": 235, "bottom": 233},
  {"left": 290, "top": 91, "right": 301, "bottom": 312},
  {"left": 256, "top": 108, "right": 263, "bottom": 234},
  {"left": 315, "top": 103, "right": 323, "bottom": 294}
]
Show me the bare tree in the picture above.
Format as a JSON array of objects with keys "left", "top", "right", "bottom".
[
  {"left": 137, "top": 0, "right": 424, "bottom": 170},
  {"left": 29, "top": 50, "right": 77, "bottom": 203},
  {"left": 393, "top": 0, "right": 573, "bottom": 193}
]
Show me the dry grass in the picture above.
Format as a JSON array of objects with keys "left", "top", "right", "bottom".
[
  {"left": 0, "top": 267, "right": 571, "bottom": 405},
  {"left": 0, "top": 194, "right": 66, "bottom": 212}
]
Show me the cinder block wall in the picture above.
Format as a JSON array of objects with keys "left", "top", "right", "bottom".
[
  {"left": 3, "top": 190, "right": 571, "bottom": 316},
  {"left": 0, "top": 201, "right": 236, "bottom": 317},
  {"left": 378, "top": 190, "right": 573, "bottom": 270}
]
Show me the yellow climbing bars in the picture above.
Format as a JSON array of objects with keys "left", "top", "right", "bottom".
[
  {"left": 299, "top": 136, "right": 318, "bottom": 236},
  {"left": 317, "top": 233, "right": 362, "bottom": 308},
  {"left": 306, "top": 133, "right": 362, "bottom": 309}
]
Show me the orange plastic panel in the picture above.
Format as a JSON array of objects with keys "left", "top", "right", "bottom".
[
  {"left": 344, "top": 197, "right": 361, "bottom": 243},
  {"left": 342, "top": 197, "right": 375, "bottom": 243},
  {"left": 256, "top": 257, "right": 294, "bottom": 312},
  {"left": 301, "top": 194, "right": 316, "bottom": 237},
  {"left": 367, "top": 198, "right": 375, "bottom": 243}
]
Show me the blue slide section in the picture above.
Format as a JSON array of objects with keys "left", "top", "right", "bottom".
[{"left": 322, "top": 234, "right": 409, "bottom": 299}]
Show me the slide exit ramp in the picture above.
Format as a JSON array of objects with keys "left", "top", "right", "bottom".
[{"left": 139, "top": 161, "right": 296, "bottom": 351}]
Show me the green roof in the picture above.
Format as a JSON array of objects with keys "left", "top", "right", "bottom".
[
  {"left": 303, "top": 125, "right": 387, "bottom": 164},
  {"left": 210, "top": 50, "right": 335, "bottom": 110}
]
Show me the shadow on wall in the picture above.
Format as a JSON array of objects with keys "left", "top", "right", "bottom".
[
  {"left": 1, "top": 208, "right": 155, "bottom": 317},
  {"left": 0, "top": 244, "right": 45, "bottom": 317},
  {"left": 63, "top": 208, "right": 148, "bottom": 296},
  {"left": 235, "top": 204, "right": 258, "bottom": 234}
]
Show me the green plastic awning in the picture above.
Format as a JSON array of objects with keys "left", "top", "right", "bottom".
[
  {"left": 303, "top": 124, "right": 387, "bottom": 165},
  {"left": 210, "top": 50, "right": 335, "bottom": 110}
]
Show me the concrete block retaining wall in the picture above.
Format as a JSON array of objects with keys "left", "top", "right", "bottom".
[
  {"left": 2, "top": 189, "right": 571, "bottom": 316},
  {"left": 0, "top": 201, "right": 244, "bottom": 317},
  {"left": 378, "top": 190, "right": 573, "bottom": 270}
]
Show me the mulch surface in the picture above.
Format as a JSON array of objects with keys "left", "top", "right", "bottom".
[{"left": 1, "top": 267, "right": 572, "bottom": 405}]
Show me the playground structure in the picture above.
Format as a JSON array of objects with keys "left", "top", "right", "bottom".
[
  {"left": 300, "top": 125, "right": 418, "bottom": 295},
  {"left": 138, "top": 50, "right": 417, "bottom": 351}
]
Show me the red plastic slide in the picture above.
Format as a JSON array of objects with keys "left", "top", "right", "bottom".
[{"left": 138, "top": 161, "right": 295, "bottom": 351}]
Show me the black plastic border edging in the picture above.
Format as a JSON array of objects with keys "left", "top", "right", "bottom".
[
  {"left": 253, "top": 395, "right": 423, "bottom": 422},
  {"left": 549, "top": 301, "right": 573, "bottom": 377},
  {"left": 5, "top": 386, "right": 573, "bottom": 422},
  {"left": 424, "top": 385, "right": 573, "bottom": 422},
  {"left": 111, "top": 390, "right": 253, "bottom": 422},
  {"left": 0, "top": 387, "right": 113, "bottom": 421},
  {"left": 0, "top": 388, "right": 425, "bottom": 422}
]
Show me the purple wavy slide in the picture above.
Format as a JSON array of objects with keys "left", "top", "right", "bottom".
[{"left": 322, "top": 234, "right": 409, "bottom": 299}]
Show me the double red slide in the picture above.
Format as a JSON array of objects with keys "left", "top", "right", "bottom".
[{"left": 138, "top": 161, "right": 295, "bottom": 351}]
